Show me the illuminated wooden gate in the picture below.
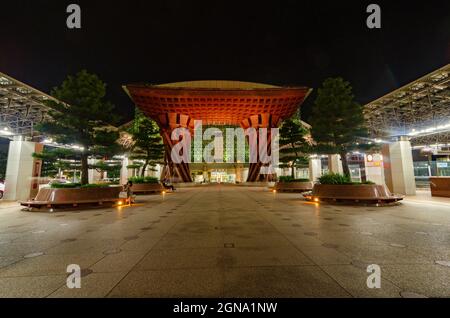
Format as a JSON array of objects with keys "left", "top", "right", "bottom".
[{"left": 124, "top": 81, "right": 311, "bottom": 182}]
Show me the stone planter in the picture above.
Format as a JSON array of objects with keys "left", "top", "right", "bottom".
[
  {"left": 238, "top": 182, "right": 274, "bottom": 187},
  {"left": 131, "top": 183, "right": 165, "bottom": 194},
  {"left": 20, "top": 186, "right": 123, "bottom": 210},
  {"left": 310, "top": 184, "right": 403, "bottom": 203},
  {"left": 430, "top": 177, "right": 450, "bottom": 198},
  {"left": 274, "top": 181, "right": 314, "bottom": 192}
]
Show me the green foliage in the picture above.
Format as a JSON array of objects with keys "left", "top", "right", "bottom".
[
  {"left": 50, "top": 183, "right": 113, "bottom": 189},
  {"left": 0, "top": 144, "right": 9, "bottom": 180},
  {"left": 50, "top": 183, "right": 80, "bottom": 188},
  {"left": 90, "top": 160, "right": 121, "bottom": 172},
  {"left": 89, "top": 160, "right": 121, "bottom": 180},
  {"left": 310, "top": 78, "right": 372, "bottom": 176},
  {"left": 278, "top": 176, "right": 310, "bottom": 183},
  {"left": 126, "top": 163, "right": 143, "bottom": 169},
  {"left": 33, "top": 147, "right": 80, "bottom": 178},
  {"left": 318, "top": 173, "right": 351, "bottom": 184},
  {"left": 127, "top": 109, "right": 164, "bottom": 177},
  {"left": 318, "top": 173, "right": 375, "bottom": 185},
  {"left": 80, "top": 183, "right": 112, "bottom": 188},
  {"left": 35, "top": 70, "right": 122, "bottom": 184},
  {"left": 279, "top": 117, "right": 311, "bottom": 177},
  {"left": 128, "top": 176, "right": 159, "bottom": 184}
]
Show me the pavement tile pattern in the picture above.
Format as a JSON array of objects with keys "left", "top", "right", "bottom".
[{"left": 0, "top": 185, "right": 449, "bottom": 298}]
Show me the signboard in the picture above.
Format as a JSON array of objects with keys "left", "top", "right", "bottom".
[{"left": 365, "top": 154, "right": 383, "bottom": 167}]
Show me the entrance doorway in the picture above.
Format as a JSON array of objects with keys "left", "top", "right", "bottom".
[{"left": 210, "top": 170, "right": 236, "bottom": 183}]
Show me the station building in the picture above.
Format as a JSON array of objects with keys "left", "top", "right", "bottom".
[{"left": 1, "top": 65, "right": 449, "bottom": 201}]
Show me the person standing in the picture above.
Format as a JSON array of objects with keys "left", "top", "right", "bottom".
[{"left": 123, "top": 180, "right": 133, "bottom": 205}]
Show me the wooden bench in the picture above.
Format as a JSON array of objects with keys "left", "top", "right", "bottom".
[
  {"left": 430, "top": 177, "right": 450, "bottom": 198},
  {"left": 20, "top": 186, "right": 123, "bottom": 210},
  {"left": 131, "top": 183, "right": 166, "bottom": 194},
  {"left": 274, "top": 181, "right": 314, "bottom": 193},
  {"left": 304, "top": 184, "right": 403, "bottom": 205}
]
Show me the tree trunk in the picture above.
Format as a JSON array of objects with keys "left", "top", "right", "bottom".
[
  {"left": 80, "top": 153, "right": 89, "bottom": 185},
  {"left": 141, "top": 160, "right": 149, "bottom": 177},
  {"left": 291, "top": 143, "right": 298, "bottom": 179},
  {"left": 340, "top": 151, "right": 350, "bottom": 177}
]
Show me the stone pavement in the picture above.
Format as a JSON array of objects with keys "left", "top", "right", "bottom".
[{"left": 0, "top": 185, "right": 449, "bottom": 298}]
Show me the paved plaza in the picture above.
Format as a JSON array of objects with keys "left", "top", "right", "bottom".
[{"left": 0, "top": 185, "right": 449, "bottom": 298}]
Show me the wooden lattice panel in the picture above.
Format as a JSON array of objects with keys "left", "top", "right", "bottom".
[{"left": 124, "top": 82, "right": 310, "bottom": 126}]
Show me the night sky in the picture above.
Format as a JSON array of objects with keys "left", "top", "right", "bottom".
[{"left": 1, "top": 0, "right": 449, "bottom": 123}]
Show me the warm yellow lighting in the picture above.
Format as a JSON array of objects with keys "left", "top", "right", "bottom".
[
  {"left": 313, "top": 198, "right": 319, "bottom": 202},
  {"left": 117, "top": 201, "right": 123, "bottom": 206},
  {"left": 272, "top": 189, "right": 277, "bottom": 193},
  {"left": 162, "top": 191, "right": 166, "bottom": 194}
]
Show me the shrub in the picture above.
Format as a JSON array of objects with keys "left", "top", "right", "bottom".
[
  {"left": 318, "top": 173, "right": 376, "bottom": 185},
  {"left": 80, "top": 183, "right": 112, "bottom": 188},
  {"left": 50, "top": 183, "right": 80, "bottom": 188},
  {"left": 278, "top": 176, "right": 310, "bottom": 183},
  {"left": 128, "top": 176, "right": 159, "bottom": 184},
  {"left": 318, "top": 173, "right": 351, "bottom": 185},
  {"left": 50, "top": 183, "right": 114, "bottom": 189}
]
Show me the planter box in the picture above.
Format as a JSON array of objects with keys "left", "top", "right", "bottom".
[
  {"left": 430, "top": 177, "right": 450, "bottom": 198},
  {"left": 131, "top": 183, "right": 165, "bottom": 194},
  {"left": 173, "top": 182, "right": 197, "bottom": 188},
  {"left": 274, "top": 181, "right": 314, "bottom": 192},
  {"left": 238, "top": 182, "right": 274, "bottom": 187},
  {"left": 311, "top": 184, "right": 403, "bottom": 203},
  {"left": 20, "top": 186, "right": 123, "bottom": 210}
]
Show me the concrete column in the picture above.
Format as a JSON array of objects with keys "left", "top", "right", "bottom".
[
  {"left": 382, "top": 137, "right": 416, "bottom": 195},
  {"left": 308, "top": 156, "right": 322, "bottom": 181},
  {"left": 88, "top": 158, "right": 101, "bottom": 184},
  {"left": 235, "top": 164, "right": 245, "bottom": 183},
  {"left": 328, "top": 154, "right": 343, "bottom": 174},
  {"left": 364, "top": 153, "right": 385, "bottom": 185},
  {"left": 156, "top": 164, "right": 162, "bottom": 179},
  {"left": 120, "top": 157, "right": 129, "bottom": 185},
  {"left": 4, "top": 137, "right": 43, "bottom": 201},
  {"left": 242, "top": 168, "right": 249, "bottom": 182}
]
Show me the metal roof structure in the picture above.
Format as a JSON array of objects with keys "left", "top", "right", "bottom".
[
  {"left": 0, "top": 72, "right": 54, "bottom": 137},
  {"left": 364, "top": 64, "right": 450, "bottom": 146}
]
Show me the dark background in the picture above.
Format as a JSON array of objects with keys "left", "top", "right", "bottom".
[{"left": 1, "top": 0, "right": 449, "bottom": 123}]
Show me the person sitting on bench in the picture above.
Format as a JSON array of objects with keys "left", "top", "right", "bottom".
[{"left": 162, "top": 178, "right": 175, "bottom": 191}]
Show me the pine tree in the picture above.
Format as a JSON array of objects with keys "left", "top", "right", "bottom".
[
  {"left": 310, "top": 77, "right": 369, "bottom": 176},
  {"left": 32, "top": 147, "right": 79, "bottom": 178},
  {"left": 279, "top": 116, "right": 310, "bottom": 178},
  {"left": 36, "top": 70, "right": 121, "bottom": 184},
  {"left": 127, "top": 110, "right": 164, "bottom": 177}
]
